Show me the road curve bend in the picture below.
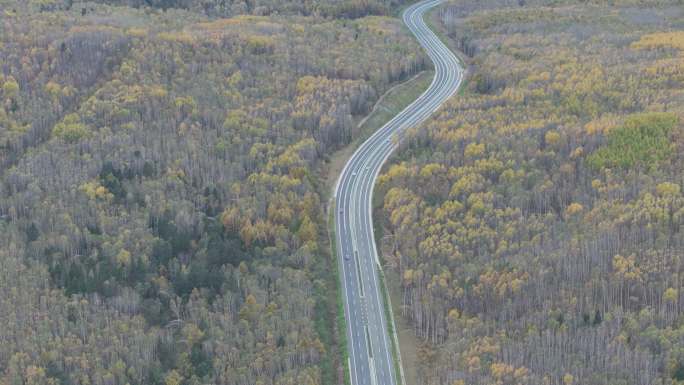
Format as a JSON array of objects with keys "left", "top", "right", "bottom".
[{"left": 333, "top": 1, "right": 463, "bottom": 385}]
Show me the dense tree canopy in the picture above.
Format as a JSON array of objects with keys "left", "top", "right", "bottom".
[
  {"left": 377, "top": 1, "right": 684, "bottom": 384},
  {"left": 0, "top": 1, "right": 425, "bottom": 384},
  {"left": 9, "top": 0, "right": 411, "bottom": 18}
]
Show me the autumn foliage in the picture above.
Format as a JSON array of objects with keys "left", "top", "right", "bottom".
[
  {"left": 0, "top": 1, "right": 425, "bottom": 384},
  {"left": 377, "top": 1, "right": 684, "bottom": 384}
]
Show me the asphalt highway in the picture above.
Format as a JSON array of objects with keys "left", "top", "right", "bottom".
[{"left": 333, "top": 1, "right": 464, "bottom": 385}]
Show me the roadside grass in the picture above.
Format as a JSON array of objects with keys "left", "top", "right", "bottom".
[
  {"left": 307, "top": 174, "right": 347, "bottom": 385},
  {"left": 371, "top": 187, "right": 421, "bottom": 384},
  {"left": 340, "top": 23, "right": 443, "bottom": 385},
  {"left": 318, "top": 68, "right": 434, "bottom": 385},
  {"left": 458, "top": 76, "right": 469, "bottom": 95},
  {"left": 318, "top": 8, "right": 445, "bottom": 385},
  {"left": 424, "top": 5, "right": 465, "bottom": 67},
  {"left": 325, "top": 70, "right": 434, "bottom": 194},
  {"left": 369, "top": 4, "right": 472, "bottom": 385},
  {"left": 378, "top": 268, "right": 404, "bottom": 384},
  {"left": 327, "top": 204, "right": 352, "bottom": 385},
  {"left": 320, "top": 3, "right": 470, "bottom": 383},
  {"left": 357, "top": 70, "right": 434, "bottom": 141},
  {"left": 317, "top": 62, "right": 434, "bottom": 385},
  {"left": 372, "top": 183, "right": 410, "bottom": 385},
  {"left": 425, "top": 4, "right": 470, "bottom": 96}
]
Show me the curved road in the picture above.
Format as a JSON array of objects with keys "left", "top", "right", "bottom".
[{"left": 334, "top": 1, "right": 464, "bottom": 385}]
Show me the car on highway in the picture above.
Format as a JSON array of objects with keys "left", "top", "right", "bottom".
[{"left": 333, "top": 1, "right": 463, "bottom": 384}]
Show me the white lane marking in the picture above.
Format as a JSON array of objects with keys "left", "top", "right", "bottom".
[
  {"left": 337, "top": 170, "right": 361, "bottom": 385},
  {"left": 336, "top": 1, "right": 464, "bottom": 384}
]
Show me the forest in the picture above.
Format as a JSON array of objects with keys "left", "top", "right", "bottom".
[
  {"left": 5, "top": 0, "right": 684, "bottom": 384},
  {"left": 376, "top": 0, "right": 684, "bottom": 384},
  {"left": 23, "top": 0, "right": 408, "bottom": 18},
  {"left": 0, "top": 0, "right": 423, "bottom": 384}
]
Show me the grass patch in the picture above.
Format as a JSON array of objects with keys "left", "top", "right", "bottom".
[
  {"left": 327, "top": 204, "right": 351, "bottom": 385},
  {"left": 424, "top": 4, "right": 467, "bottom": 69},
  {"left": 458, "top": 76, "right": 470, "bottom": 96},
  {"left": 357, "top": 70, "right": 434, "bottom": 138},
  {"left": 588, "top": 112, "right": 678, "bottom": 170},
  {"left": 313, "top": 281, "right": 336, "bottom": 384},
  {"left": 310, "top": 198, "right": 345, "bottom": 385},
  {"left": 372, "top": 170, "right": 404, "bottom": 383},
  {"left": 321, "top": 10, "right": 441, "bottom": 385},
  {"left": 365, "top": 7, "right": 470, "bottom": 385},
  {"left": 377, "top": 268, "right": 404, "bottom": 384},
  {"left": 372, "top": 184, "right": 405, "bottom": 385},
  {"left": 325, "top": 70, "right": 434, "bottom": 194},
  {"left": 321, "top": 53, "right": 434, "bottom": 385}
]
